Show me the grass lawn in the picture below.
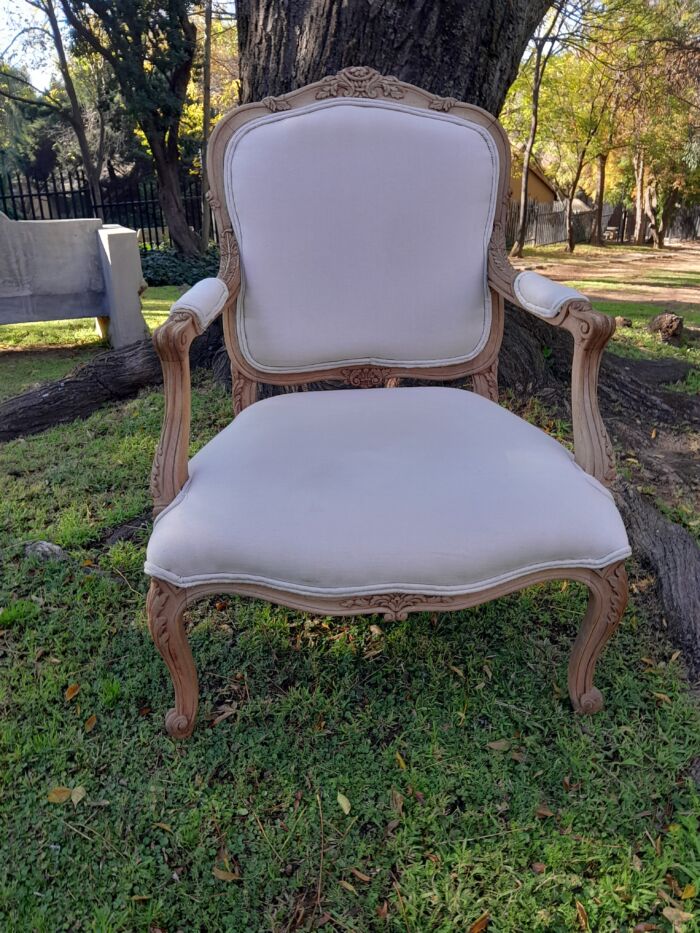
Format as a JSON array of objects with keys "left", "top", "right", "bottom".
[
  {"left": 0, "top": 286, "right": 179, "bottom": 401},
  {"left": 1, "top": 284, "right": 699, "bottom": 930}
]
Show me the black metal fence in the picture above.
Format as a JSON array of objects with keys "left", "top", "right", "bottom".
[{"left": 0, "top": 169, "right": 206, "bottom": 249}]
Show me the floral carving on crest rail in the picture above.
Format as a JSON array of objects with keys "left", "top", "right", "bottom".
[{"left": 315, "top": 66, "right": 405, "bottom": 101}]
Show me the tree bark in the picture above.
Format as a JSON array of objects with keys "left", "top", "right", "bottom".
[
  {"left": 644, "top": 180, "right": 665, "bottom": 250},
  {"left": 237, "top": 0, "right": 552, "bottom": 113},
  {"left": 0, "top": 322, "right": 223, "bottom": 442},
  {"left": 633, "top": 149, "right": 646, "bottom": 245},
  {"left": 200, "top": 0, "right": 213, "bottom": 252},
  {"left": 148, "top": 129, "right": 201, "bottom": 257},
  {"left": 590, "top": 151, "right": 608, "bottom": 246},
  {"left": 43, "top": 0, "right": 103, "bottom": 214}
]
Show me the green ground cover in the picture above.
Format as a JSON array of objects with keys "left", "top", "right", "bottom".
[
  {"left": 0, "top": 286, "right": 178, "bottom": 401},
  {"left": 1, "top": 265, "right": 699, "bottom": 930}
]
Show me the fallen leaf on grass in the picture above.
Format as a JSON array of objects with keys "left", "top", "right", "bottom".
[
  {"left": 376, "top": 901, "right": 389, "bottom": 919},
  {"left": 536, "top": 803, "right": 555, "bottom": 819},
  {"left": 662, "top": 906, "right": 693, "bottom": 930},
  {"left": 350, "top": 867, "right": 371, "bottom": 883},
  {"left": 469, "top": 912, "right": 490, "bottom": 932},
  {"left": 391, "top": 787, "right": 404, "bottom": 816},
  {"left": 64, "top": 683, "right": 80, "bottom": 701},
  {"left": 487, "top": 739, "right": 510, "bottom": 752},
  {"left": 531, "top": 862, "right": 546, "bottom": 874},
  {"left": 395, "top": 751, "right": 407, "bottom": 770},
  {"left": 212, "top": 866, "right": 240, "bottom": 882},
  {"left": 449, "top": 664, "right": 464, "bottom": 678},
  {"left": 47, "top": 786, "right": 71, "bottom": 804},
  {"left": 632, "top": 923, "right": 659, "bottom": 932},
  {"left": 71, "top": 786, "right": 86, "bottom": 807},
  {"left": 576, "top": 900, "right": 589, "bottom": 930},
  {"left": 153, "top": 822, "right": 172, "bottom": 833},
  {"left": 130, "top": 895, "right": 150, "bottom": 902},
  {"left": 682, "top": 884, "right": 697, "bottom": 900},
  {"left": 337, "top": 792, "right": 351, "bottom": 815},
  {"left": 84, "top": 714, "right": 97, "bottom": 733},
  {"left": 339, "top": 879, "right": 357, "bottom": 895},
  {"left": 653, "top": 692, "right": 672, "bottom": 705}
]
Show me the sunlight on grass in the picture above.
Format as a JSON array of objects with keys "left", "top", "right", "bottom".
[
  {"left": 1, "top": 374, "right": 699, "bottom": 931},
  {"left": 0, "top": 285, "right": 179, "bottom": 401}
]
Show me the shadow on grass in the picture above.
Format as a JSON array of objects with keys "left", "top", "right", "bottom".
[{"left": 1, "top": 549, "right": 698, "bottom": 931}]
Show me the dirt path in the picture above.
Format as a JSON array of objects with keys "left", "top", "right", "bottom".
[{"left": 513, "top": 242, "right": 700, "bottom": 314}]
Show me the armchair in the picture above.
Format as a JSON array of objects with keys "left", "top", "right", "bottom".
[{"left": 145, "top": 67, "right": 630, "bottom": 739}]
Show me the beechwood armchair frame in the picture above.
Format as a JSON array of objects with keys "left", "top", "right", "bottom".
[{"left": 147, "top": 67, "right": 628, "bottom": 739}]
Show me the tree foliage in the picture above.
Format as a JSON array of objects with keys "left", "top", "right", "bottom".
[{"left": 503, "top": 0, "right": 700, "bottom": 249}]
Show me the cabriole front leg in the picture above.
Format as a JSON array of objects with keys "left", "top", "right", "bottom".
[
  {"left": 568, "top": 562, "right": 628, "bottom": 714},
  {"left": 147, "top": 579, "right": 199, "bottom": 738}
]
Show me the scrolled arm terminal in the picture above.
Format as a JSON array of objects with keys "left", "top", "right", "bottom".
[
  {"left": 150, "top": 278, "right": 230, "bottom": 515},
  {"left": 488, "top": 237, "right": 616, "bottom": 486}
]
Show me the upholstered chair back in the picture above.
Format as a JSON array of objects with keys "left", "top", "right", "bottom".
[{"left": 213, "top": 88, "right": 509, "bottom": 378}]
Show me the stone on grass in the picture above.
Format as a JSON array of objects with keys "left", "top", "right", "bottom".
[
  {"left": 648, "top": 312, "right": 683, "bottom": 342},
  {"left": 25, "top": 541, "right": 67, "bottom": 561}
]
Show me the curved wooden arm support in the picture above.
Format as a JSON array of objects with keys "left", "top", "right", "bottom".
[
  {"left": 150, "top": 311, "right": 202, "bottom": 516},
  {"left": 488, "top": 233, "right": 616, "bottom": 485}
]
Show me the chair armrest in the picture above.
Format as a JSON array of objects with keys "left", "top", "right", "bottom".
[
  {"left": 169, "top": 277, "right": 229, "bottom": 330},
  {"left": 511, "top": 270, "right": 586, "bottom": 319},
  {"left": 488, "top": 237, "right": 616, "bottom": 486},
  {"left": 150, "top": 278, "right": 229, "bottom": 515}
]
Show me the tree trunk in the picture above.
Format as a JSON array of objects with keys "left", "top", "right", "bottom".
[
  {"left": 200, "top": 0, "right": 213, "bottom": 253},
  {"left": 644, "top": 180, "right": 665, "bottom": 249},
  {"left": 590, "top": 152, "right": 608, "bottom": 246},
  {"left": 510, "top": 46, "right": 544, "bottom": 259},
  {"left": 237, "top": 0, "right": 552, "bottom": 113},
  {"left": 44, "top": 0, "right": 103, "bottom": 215},
  {"left": 565, "top": 154, "right": 586, "bottom": 253},
  {"left": 633, "top": 150, "right": 646, "bottom": 245},
  {"left": 148, "top": 131, "right": 201, "bottom": 257}
]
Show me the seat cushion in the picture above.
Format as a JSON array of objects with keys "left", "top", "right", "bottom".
[{"left": 145, "top": 387, "right": 630, "bottom": 596}]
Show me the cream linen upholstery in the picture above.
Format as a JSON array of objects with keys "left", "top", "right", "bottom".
[
  {"left": 145, "top": 387, "right": 631, "bottom": 595},
  {"left": 513, "top": 271, "right": 584, "bottom": 319},
  {"left": 170, "top": 277, "right": 228, "bottom": 329},
  {"left": 224, "top": 99, "right": 499, "bottom": 372}
]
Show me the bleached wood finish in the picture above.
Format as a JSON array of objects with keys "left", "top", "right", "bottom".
[
  {"left": 206, "top": 65, "right": 509, "bottom": 396},
  {"left": 150, "top": 310, "right": 202, "bottom": 516},
  {"left": 147, "top": 68, "right": 628, "bottom": 738},
  {"left": 146, "top": 562, "right": 628, "bottom": 737},
  {"left": 487, "top": 226, "right": 616, "bottom": 484}
]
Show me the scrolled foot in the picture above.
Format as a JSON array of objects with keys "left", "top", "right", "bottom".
[
  {"left": 572, "top": 686, "right": 604, "bottom": 715},
  {"left": 147, "top": 579, "right": 199, "bottom": 739},
  {"left": 568, "top": 563, "right": 627, "bottom": 717},
  {"left": 165, "top": 707, "right": 195, "bottom": 739}
]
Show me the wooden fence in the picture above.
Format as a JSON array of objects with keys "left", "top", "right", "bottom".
[{"left": 505, "top": 199, "right": 615, "bottom": 249}]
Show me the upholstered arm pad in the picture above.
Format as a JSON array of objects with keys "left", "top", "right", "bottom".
[
  {"left": 169, "top": 277, "right": 229, "bottom": 331},
  {"left": 487, "top": 238, "right": 616, "bottom": 486},
  {"left": 512, "top": 271, "right": 585, "bottom": 319}
]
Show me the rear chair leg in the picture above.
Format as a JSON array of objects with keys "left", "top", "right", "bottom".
[
  {"left": 147, "top": 579, "right": 199, "bottom": 738},
  {"left": 568, "top": 562, "right": 628, "bottom": 714}
]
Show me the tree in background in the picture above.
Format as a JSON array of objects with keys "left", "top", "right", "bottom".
[
  {"left": 57, "top": 0, "right": 201, "bottom": 255},
  {"left": 0, "top": 0, "right": 105, "bottom": 207},
  {"left": 535, "top": 52, "right": 615, "bottom": 251}
]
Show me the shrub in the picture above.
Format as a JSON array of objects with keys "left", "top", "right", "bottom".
[{"left": 140, "top": 245, "right": 220, "bottom": 287}]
